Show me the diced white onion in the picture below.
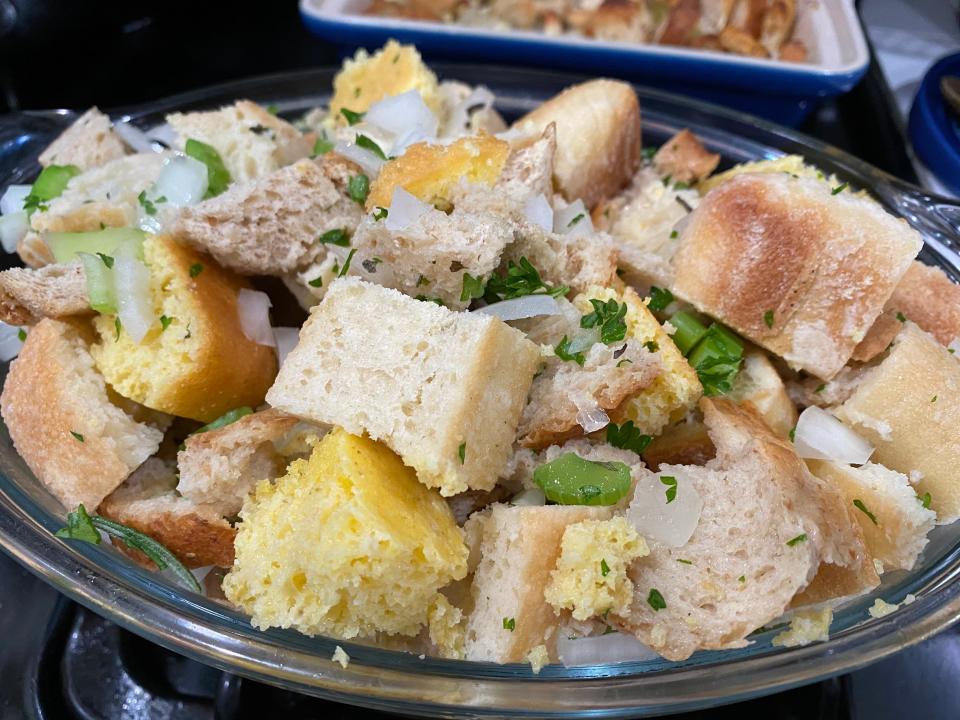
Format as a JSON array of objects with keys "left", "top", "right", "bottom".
[
  {"left": 511, "top": 488, "right": 546, "bottom": 506},
  {"left": 273, "top": 326, "right": 299, "bottom": 367},
  {"left": 524, "top": 194, "right": 553, "bottom": 231},
  {"left": 113, "top": 119, "right": 164, "bottom": 153},
  {"left": 113, "top": 255, "right": 154, "bottom": 343},
  {"left": 476, "top": 294, "right": 562, "bottom": 321},
  {"left": 153, "top": 155, "right": 209, "bottom": 208},
  {"left": 385, "top": 187, "right": 431, "bottom": 232},
  {"left": 557, "top": 633, "right": 660, "bottom": 667},
  {"left": 237, "top": 289, "right": 275, "bottom": 347},
  {"left": 0, "top": 211, "right": 28, "bottom": 253},
  {"left": 554, "top": 199, "right": 594, "bottom": 238},
  {"left": 793, "top": 406, "right": 873, "bottom": 464},
  {"left": 144, "top": 122, "right": 178, "bottom": 149},
  {"left": 0, "top": 321, "right": 24, "bottom": 361},
  {"left": 333, "top": 141, "right": 384, "bottom": 177},
  {"left": 444, "top": 86, "right": 496, "bottom": 137},
  {"left": 627, "top": 471, "right": 703, "bottom": 548},
  {"left": 0, "top": 185, "right": 30, "bottom": 216},
  {"left": 365, "top": 90, "right": 438, "bottom": 155},
  {"left": 572, "top": 393, "right": 610, "bottom": 433}
]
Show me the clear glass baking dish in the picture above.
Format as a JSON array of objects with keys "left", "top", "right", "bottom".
[{"left": 1, "top": 66, "right": 959, "bottom": 718}]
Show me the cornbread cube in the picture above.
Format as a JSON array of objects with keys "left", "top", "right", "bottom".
[
  {"left": 771, "top": 608, "right": 833, "bottom": 648},
  {"left": 463, "top": 504, "right": 611, "bottom": 663},
  {"left": 266, "top": 278, "right": 540, "bottom": 495},
  {"left": 91, "top": 236, "right": 277, "bottom": 422},
  {"left": 365, "top": 134, "right": 509, "bottom": 211},
  {"left": 39, "top": 107, "right": 127, "bottom": 171},
  {"left": 808, "top": 461, "right": 935, "bottom": 571},
  {"left": 222, "top": 429, "right": 468, "bottom": 639},
  {"left": 696, "top": 154, "right": 826, "bottom": 194},
  {"left": 329, "top": 40, "right": 441, "bottom": 118},
  {"left": 545, "top": 517, "right": 649, "bottom": 621},
  {"left": 835, "top": 322, "right": 960, "bottom": 523}
]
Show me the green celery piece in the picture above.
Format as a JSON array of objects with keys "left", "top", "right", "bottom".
[
  {"left": 24, "top": 164, "right": 81, "bottom": 213},
  {"left": 45, "top": 227, "right": 145, "bottom": 264},
  {"left": 184, "top": 139, "right": 232, "bottom": 197},
  {"left": 192, "top": 406, "right": 253, "bottom": 435},
  {"left": 670, "top": 311, "right": 709, "bottom": 355},
  {"left": 534, "top": 453, "right": 632, "bottom": 506},
  {"left": 77, "top": 253, "right": 117, "bottom": 314},
  {"left": 688, "top": 323, "right": 744, "bottom": 396}
]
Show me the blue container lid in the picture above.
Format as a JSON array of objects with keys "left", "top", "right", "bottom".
[{"left": 909, "top": 52, "right": 960, "bottom": 196}]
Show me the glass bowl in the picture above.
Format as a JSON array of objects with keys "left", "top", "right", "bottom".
[{"left": 1, "top": 66, "right": 960, "bottom": 718}]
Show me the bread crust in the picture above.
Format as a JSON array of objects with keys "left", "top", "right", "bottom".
[
  {"left": 886, "top": 260, "right": 960, "bottom": 346},
  {"left": 0, "top": 262, "right": 91, "bottom": 325},
  {"left": 39, "top": 107, "right": 127, "bottom": 172}
]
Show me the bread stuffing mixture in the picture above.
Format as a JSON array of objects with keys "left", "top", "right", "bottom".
[{"left": 2, "top": 40, "right": 958, "bottom": 669}]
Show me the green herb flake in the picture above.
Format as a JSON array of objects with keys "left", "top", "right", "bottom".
[
  {"left": 55, "top": 504, "right": 100, "bottom": 544},
  {"left": 738, "top": 575, "right": 746, "bottom": 583},
  {"left": 660, "top": 475, "right": 678, "bottom": 504},
  {"left": 641, "top": 146, "right": 657, "bottom": 161},
  {"left": 415, "top": 294, "right": 445, "bottom": 306},
  {"left": 831, "top": 182, "right": 848, "bottom": 195},
  {"left": 340, "top": 108, "right": 365, "bottom": 125},
  {"left": 137, "top": 190, "right": 165, "bottom": 216},
  {"left": 503, "top": 617, "right": 516, "bottom": 631},
  {"left": 670, "top": 229, "right": 679, "bottom": 239},
  {"left": 308, "top": 276, "right": 324, "bottom": 288},
  {"left": 600, "top": 558, "right": 611, "bottom": 577},
  {"left": 853, "top": 499, "right": 878, "bottom": 525},
  {"left": 789, "top": 425, "right": 796, "bottom": 442},
  {"left": 687, "top": 322, "right": 744, "bottom": 396},
  {"left": 673, "top": 181, "right": 690, "bottom": 190},
  {"left": 676, "top": 558, "right": 693, "bottom": 565},
  {"left": 644, "top": 340, "right": 659, "bottom": 352},
  {"left": 616, "top": 358, "right": 633, "bottom": 367},
  {"left": 319, "top": 228, "right": 350, "bottom": 246},
  {"left": 114, "top": 316, "right": 122, "bottom": 342},
  {"left": 554, "top": 336, "right": 585, "bottom": 366},
  {"left": 815, "top": 384, "right": 826, "bottom": 393},
  {"left": 189, "top": 263, "right": 204, "bottom": 278},
  {"left": 458, "top": 442, "right": 466, "bottom": 464},
  {"left": 338, "top": 248, "right": 357, "bottom": 277},
  {"left": 17, "top": 328, "right": 26, "bottom": 342},
  {"left": 647, "top": 286, "right": 674, "bottom": 312},
  {"left": 484, "top": 257, "right": 568, "bottom": 303},
  {"left": 931, "top": 395, "right": 938, "bottom": 403},
  {"left": 355, "top": 134, "right": 387, "bottom": 160},
  {"left": 763, "top": 309, "right": 774, "bottom": 328},
  {"left": 567, "top": 212, "right": 585, "bottom": 228},
  {"left": 70, "top": 430, "right": 84, "bottom": 443},
  {"left": 896, "top": 311, "right": 907, "bottom": 323},
  {"left": 533, "top": 453, "right": 632, "bottom": 506},
  {"left": 23, "top": 164, "right": 81, "bottom": 215},
  {"left": 159, "top": 315, "right": 174, "bottom": 332},
  {"left": 348, "top": 174, "right": 370, "bottom": 205},
  {"left": 919, "top": 492, "right": 932, "bottom": 509},
  {"left": 372, "top": 206, "right": 388, "bottom": 221},
  {"left": 580, "top": 298, "right": 628, "bottom": 344},
  {"left": 193, "top": 407, "right": 253, "bottom": 436},
  {"left": 266, "top": 104, "right": 279, "bottom": 115},
  {"left": 647, "top": 589, "right": 666, "bottom": 611},
  {"left": 96, "top": 252, "right": 114, "bottom": 269},
  {"left": 460, "top": 272, "right": 485, "bottom": 302},
  {"left": 786, "top": 533, "right": 808, "bottom": 547},
  {"left": 312, "top": 137, "right": 334, "bottom": 157},
  {"left": 185, "top": 139, "right": 232, "bottom": 197},
  {"left": 606, "top": 421, "right": 652, "bottom": 455}
]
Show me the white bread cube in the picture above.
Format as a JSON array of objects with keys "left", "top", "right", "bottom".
[
  {"left": 886, "top": 260, "right": 960, "bottom": 347},
  {"left": 266, "top": 278, "right": 540, "bottom": 495},
  {"left": 39, "top": 107, "right": 127, "bottom": 171},
  {"left": 0, "top": 262, "right": 90, "bottom": 325},
  {"left": 836, "top": 322, "right": 960, "bottom": 523}
]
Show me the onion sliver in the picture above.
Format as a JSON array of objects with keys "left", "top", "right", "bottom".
[
  {"left": 524, "top": 194, "right": 553, "bottom": 231},
  {"left": 273, "top": 326, "right": 299, "bottom": 367},
  {"left": 333, "top": 141, "right": 384, "bottom": 177},
  {"left": 476, "top": 294, "right": 562, "bottom": 321},
  {"left": 237, "top": 289, "right": 275, "bottom": 347},
  {"left": 0, "top": 185, "right": 30, "bottom": 216},
  {"left": 0, "top": 211, "right": 28, "bottom": 253},
  {"left": 793, "top": 406, "right": 873, "bottom": 464},
  {"left": 153, "top": 155, "right": 209, "bottom": 207},
  {"left": 0, "top": 321, "right": 24, "bottom": 361},
  {"left": 510, "top": 488, "right": 546, "bottom": 506},
  {"left": 557, "top": 633, "right": 660, "bottom": 667},
  {"left": 627, "top": 470, "right": 703, "bottom": 548},
  {"left": 444, "top": 86, "right": 495, "bottom": 137},
  {"left": 365, "top": 90, "right": 438, "bottom": 155},
  {"left": 113, "top": 255, "right": 154, "bottom": 343},
  {"left": 113, "top": 119, "right": 163, "bottom": 153},
  {"left": 385, "top": 187, "right": 431, "bottom": 232}
]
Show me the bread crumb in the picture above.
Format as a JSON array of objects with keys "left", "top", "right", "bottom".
[
  {"left": 771, "top": 608, "right": 832, "bottom": 648},
  {"left": 903, "top": 593, "right": 917, "bottom": 605},
  {"left": 332, "top": 645, "right": 350, "bottom": 669},
  {"left": 868, "top": 599, "right": 899, "bottom": 618},
  {"left": 909, "top": 470, "right": 924, "bottom": 485},
  {"left": 428, "top": 594, "right": 466, "bottom": 659},
  {"left": 526, "top": 644, "right": 550, "bottom": 674},
  {"left": 873, "top": 559, "right": 885, "bottom": 576}
]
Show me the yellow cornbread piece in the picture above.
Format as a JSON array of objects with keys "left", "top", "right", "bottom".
[
  {"left": 365, "top": 134, "right": 509, "bottom": 211},
  {"left": 771, "top": 608, "right": 833, "bottom": 648},
  {"left": 222, "top": 429, "right": 468, "bottom": 639},
  {"left": 544, "top": 517, "right": 648, "bottom": 621},
  {"left": 574, "top": 285, "right": 702, "bottom": 436},
  {"left": 428, "top": 594, "right": 466, "bottom": 660},
  {"left": 90, "top": 235, "right": 276, "bottom": 422},
  {"left": 697, "top": 155, "right": 825, "bottom": 194},
  {"left": 330, "top": 40, "right": 441, "bottom": 118}
]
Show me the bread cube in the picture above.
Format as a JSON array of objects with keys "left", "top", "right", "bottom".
[
  {"left": 91, "top": 236, "right": 277, "bottom": 422},
  {"left": 672, "top": 173, "right": 922, "bottom": 379},
  {"left": 266, "top": 278, "right": 540, "bottom": 495},
  {"left": 0, "top": 262, "right": 90, "bottom": 325},
  {"left": 652, "top": 129, "right": 720, "bottom": 185},
  {"left": 886, "top": 260, "right": 960, "bottom": 347},
  {"left": 222, "top": 429, "right": 468, "bottom": 638},
  {"left": 463, "top": 504, "right": 611, "bottom": 662},
  {"left": 727, "top": 350, "right": 797, "bottom": 438},
  {"left": 0, "top": 319, "right": 163, "bottom": 511},
  {"left": 835, "top": 322, "right": 960, "bottom": 523},
  {"left": 39, "top": 107, "right": 127, "bottom": 171}
]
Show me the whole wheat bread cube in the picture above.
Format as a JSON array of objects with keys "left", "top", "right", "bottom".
[
  {"left": 0, "top": 319, "right": 163, "bottom": 511},
  {"left": 835, "top": 322, "right": 960, "bottom": 523},
  {"left": 463, "top": 504, "right": 611, "bottom": 663},
  {"left": 0, "top": 262, "right": 90, "bottom": 325},
  {"left": 39, "top": 107, "right": 127, "bottom": 171},
  {"left": 266, "top": 278, "right": 540, "bottom": 495}
]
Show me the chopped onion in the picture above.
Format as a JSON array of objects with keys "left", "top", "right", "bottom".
[
  {"left": 476, "top": 294, "right": 562, "bottom": 321},
  {"left": 365, "top": 90, "right": 438, "bottom": 155},
  {"left": 0, "top": 185, "right": 30, "bottom": 216},
  {"left": 153, "top": 155, "right": 209, "bottom": 207},
  {"left": 113, "top": 255, "right": 154, "bottom": 343},
  {"left": 572, "top": 393, "right": 610, "bottom": 433},
  {"left": 333, "top": 141, "right": 384, "bottom": 177},
  {"left": 444, "top": 86, "right": 495, "bottom": 137},
  {"left": 0, "top": 211, "right": 28, "bottom": 253},
  {"left": 557, "top": 633, "right": 660, "bottom": 667},
  {"left": 524, "top": 194, "right": 553, "bottom": 231},
  {"left": 0, "top": 321, "right": 24, "bottom": 361},
  {"left": 385, "top": 187, "right": 431, "bottom": 232},
  {"left": 627, "top": 470, "right": 703, "bottom": 548},
  {"left": 273, "top": 326, "right": 299, "bottom": 367},
  {"left": 144, "top": 122, "right": 177, "bottom": 149},
  {"left": 793, "top": 406, "right": 873, "bottom": 464},
  {"left": 237, "top": 289, "right": 275, "bottom": 347},
  {"left": 554, "top": 199, "right": 594, "bottom": 238},
  {"left": 113, "top": 119, "right": 164, "bottom": 153},
  {"left": 511, "top": 488, "right": 546, "bottom": 506}
]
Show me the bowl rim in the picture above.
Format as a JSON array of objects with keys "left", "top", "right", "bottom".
[{"left": 2, "top": 64, "right": 960, "bottom": 718}]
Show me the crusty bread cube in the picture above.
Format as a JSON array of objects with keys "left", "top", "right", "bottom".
[
  {"left": 886, "top": 260, "right": 960, "bottom": 347},
  {"left": 39, "top": 107, "right": 127, "bottom": 171},
  {"left": 652, "top": 129, "right": 720, "bottom": 185},
  {"left": 727, "top": 350, "right": 797, "bottom": 438},
  {"left": 91, "top": 236, "right": 277, "bottom": 422},
  {"left": 496, "top": 124, "right": 556, "bottom": 200},
  {"left": 171, "top": 156, "right": 363, "bottom": 276},
  {"left": 222, "top": 429, "right": 468, "bottom": 638},
  {"left": 100, "top": 457, "right": 236, "bottom": 568},
  {"left": 835, "top": 322, "right": 960, "bottom": 523},
  {"left": 808, "top": 461, "right": 935, "bottom": 571},
  {"left": 0, "top": 319, "right": 163, "bottom": 511},
  {"left": 512, "top": 79, "right": 640, "bottom": 207},
  {"left": 0, "top": 262, "right": 90, "bottom": 325},
  {"left": 463, "top": 504, "right": 611, "bottom": 662},
  {"left": 851, "top": 309, "right": 902, "bottom": 363},
  {"left": 266, "top": 278, "right": 540, "bottom": 495},
  {"left": 167, "top": 100, "right": 309, "bottom": 183},
  {"left": 641, "top": 419, "right": 715, "bottom": 470},
  {"left": 672, "top": 173, "right": 922, "bottom": 379}
]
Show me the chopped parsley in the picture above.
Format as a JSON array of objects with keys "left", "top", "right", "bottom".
[
  {"left": 193, "top": 407, "right": 253, "bottom": 436},
  {"left": 931, "top": 395, "right": 938, "bottom": 403},
  {"left": 606, "top": 421, "right": 652, "bottom": 455},
  {"left": 815, "top": 384, "right": 826, "bottom": 393},
  {"left": 483, "top": 257, "right": 568, "bottom": 303},
  {"left": 347, "top": 174, "right": 369, "bottom": 205},
  {"left": 319, "top": 228, "right": 350, "bottom": 246},
  {"left": 567, "top": 212, "right": 585, "bottom": 228},
  {"left": 616, "top": 358, "right": 633, "bottom": 367},
  {"left": 355, "top": 134, "right": 387, "bottom": 160},
  {"left": 647, "top": 589, "right": 666, "bottom": 611},
  {"left": 23, "top": 164, "right": 81, "bottom": 214},
  {"left": 641, "top": 146, "right": 657, "bottom": 161},
  {"left": 580, "top": 298, "right": 628, "bottom": 344},
  {"left": 338, "top": 248, "right": 357, "bottom": 277},
  {"left": 312, "top": 137, "right": 334, "bottom": 157},
  {"left": 919, "top": 491, "right": 932, "bottom": 509},
  {"left": 69, "top": 431, "right": 84, "bottom": 443},
  {"left": 137, "top": 190, "right": 165, "bottom": 216},
  {"left": 676, "top": 558, "right": 693, "bottom": 565},
  {"left": 789, "top": 425, "right": 796, "bottom": 442},
  {"left": 648, "top": 286, "right": 674, "bottom": 312},
  {"left": 308, "top": 276, "right": 324, "bottom": 288},
  {"left": 738, "top": 575, "right": 746, "bottom": 584},
  {"left": 340, "top": 108, "right": 365, "bottom": 125},
  {"left": 763, "top": 309, "right": 774, "bottom": 328},
  {"left": 114, "top": 316, "right": 122, "bottom": 342},
  {"left": 415, "top": 295, "right": 445, "bottom": 306},
  {"left": 644, "top": 340, "right": 659, "bottom": 352},
  {"left": 896, "top": 311, "right": 907, "bottom": 323},
  {"left": 503, "top": 617, "right": 516, "bottom": 631},
  {"left": 460, "top": 272, "right": 485, "bottom": 302},
  {"left": 184, "top": 139, "right": 231, "bottom": 197},
  {"left": 673, "top": 181, "right": 690, "bottom": 190},
  {"left": 600, "top": 558, "right": 611, "bottom": 577},
  {"left": 670, "top": 229, "right": 679, "bottom": 239},
  {"left": 55, "top": 504, "right": 99, "bottom": 543},
  {"left": 831, "top": 182, "right": 848, "bottom": 195},
  {"left": 853, "top": 499, "right": 878, "bottom": 525},
  {"left": 786, "top": 533, "right": 808, "bottom": 547},
  {"left": 416, "top": 275, "right": 430, "bottom": 287},
  {"left": 96, "top": 252, "right": 114, "bottom": 269},
  {"left": 554, "top": 336, "right": 585, "bottom": 366},
  {"left": 660, "top": 475, "right": 677, "bottom": 504},
  {"left": 189, "top": 263, "right": 204, "bottom": 278},
  {"left": 372, "top": 206, "right": 388, "bottom": 221},
  {"left": 159, "top": 315, "right": 174, "bottom": 331},
  {"left": 16, "top": 328, "right": 26, "bottom": 342},
  {"left": 458, "top": 442, "right": 466, "bottom": 464},
  {"left": 686, "top": 323, "right": 744, "bottom": 396}
]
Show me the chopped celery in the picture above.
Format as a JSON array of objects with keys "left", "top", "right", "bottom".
[
  {"left": 23, "top": 164, "right": 80, "bottom": 214},
  {"left": 184, "top": 139, "right": 231, "bottom": 197},
  {"left": 77, "top": 252, "right": 117, "bottom": 314},
  {"left": 669, "top": 311, "right": 709, "bottom": 355},
  {"left": 687, "top": 323, "right": 744, "bottom": 396},
  {"left": 533, "top": 453, "right": 632, "bottom": 506},
  {"left": 44, "top": 227, "right": 145, "bottom": 264}
]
